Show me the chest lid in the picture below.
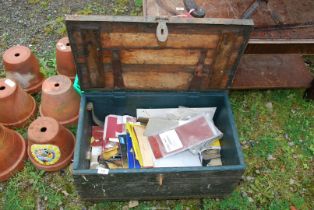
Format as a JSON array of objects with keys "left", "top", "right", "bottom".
[{"left": 66, "top": 15, "right": 253, "bottom": 91}]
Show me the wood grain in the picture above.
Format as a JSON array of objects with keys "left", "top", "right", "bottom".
[
  {"left": 123, "top": 71, "right": 192, "bottom": 90},
  {"left": 103, "top": 49, "right": 214, "bottom": 65},
  {"left": 101, "top": 33, "right": 220, "bottom": 49},
  {"left": 81, "top": 29, "right": 105, "bottom": 88},
  {"left": 98, "top": 69, "right": 195, "bottom": 90},
  {"left": 208, "top": 33, "right": 239, "bottom": 88}
]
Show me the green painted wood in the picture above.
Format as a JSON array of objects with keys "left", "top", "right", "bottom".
[
  {"left": 73, "top": 169, "right": 243, "bottom": 200},
  {"left": 74, "top": 91, "right": 244, "bottom": 200}
]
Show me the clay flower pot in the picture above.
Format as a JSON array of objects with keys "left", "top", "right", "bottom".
[
  {"left": 27, "top": 117, "right": 75, "bottom": 171},
  {"left": 0, "top": 78, "right": 36, "bottom": 128},
  {"left": 2, "top": 45, "right": 44, "bottom": 93},
  {"left": 56, "top": 37, "right": 76, "bottom": 81},
  {"left": 0, "top": 124, "right": 27, "bottom": 181},
  {"left": 40, "top": 75, "right": 80, "bottom": 126}
]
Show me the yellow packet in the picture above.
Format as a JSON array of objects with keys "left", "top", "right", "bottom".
[{"left": 126, "top": 122, "right": 143, "bottom": 166}]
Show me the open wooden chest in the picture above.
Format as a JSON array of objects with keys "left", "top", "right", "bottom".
[{"left": 66, "top": 15, "right": 253, "bottom": 200}]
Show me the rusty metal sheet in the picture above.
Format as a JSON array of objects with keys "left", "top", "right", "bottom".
[
  {"left": 143, "top": 0, "right": 314, "bottom": 53},
  {"left": 232, "top": 54, "right": 313, "bottom": 89},
  {"left": 245, "top": 39, "right": 314, "bottom": 55}
]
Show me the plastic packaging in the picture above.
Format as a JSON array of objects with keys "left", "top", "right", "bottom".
[
  {"left": 148, "top": 114, "right": 222, "bottom": 159},
  {"left": 142, "top": 107, "right": 217, "bottom": 136}
]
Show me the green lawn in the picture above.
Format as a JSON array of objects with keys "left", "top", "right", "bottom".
[{"left": 1, "top": 67, "right": 313, "bottom": 209}]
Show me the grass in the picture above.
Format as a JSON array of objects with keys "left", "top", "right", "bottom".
[
  {"left": 2, "top": 162, "right": 82, "bottom": 210},
  {"left": 43, "top": 16, "right": 66, "bottom": 37},
  {"left": 227, "top": 89, "right": 314, "bottom": 209},
  {"left": 1, "top": 0, "right": 313, "bottom": 209},
  {"left": 1, "top": 59, "right": 313, "bottom": 209}
]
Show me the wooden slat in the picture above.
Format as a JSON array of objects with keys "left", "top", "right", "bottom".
[
  {"left": 101, "top": 64, "right": 212, "bottom": 90},
  {"left": 103, "top": 49, "right": 214, "bottom": 65},
  {"left": 101, "top": 33, "right": 220, "bottom": 49},
  {"left": 99, "top": 71, "right": 193, "bottom": 90},
  {"left": 73, "top": 168, "right": 243, "bottom": 200},
  {"left": 81, "top": 29, "right": 105, "bottom": 88},
  {"left": 209, "top": 33, "right": 234, "bottom": 88},
  {"left": 70, "top": 30, "right": 91, "bottom": 89},
  {"left": 209, "top": 34, "right": 246, "bottom": 88},
  {"left": 103, "top": 64, "right": 199, "bottom": 73},
  {"left": 123, "top": 71, "right": 192, "bottom": 90},
  {"left": 190, "top": 49, "right": 208, "bottom": 90},
  {"left": 111, "top": 50, "right": 124, "bottom": 88}
]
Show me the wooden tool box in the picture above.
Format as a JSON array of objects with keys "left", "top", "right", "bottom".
[{"left": 66, "top": 15, "right": 253, "bottom": 200}]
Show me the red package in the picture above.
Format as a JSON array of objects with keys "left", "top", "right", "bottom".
[
  {"left": 91, "top": 126, "right": 105, "bottom": 147},
  {"left": 103, "top": 115, "right": 136, "bottom": 149},
  {"left": 148, "top": 115, "right": 222, "bottom": 159}
]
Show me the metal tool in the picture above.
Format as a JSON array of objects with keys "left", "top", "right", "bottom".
[
  {"left": 241, "top": 0, "right": 268, "bottom": 19},
  {"left": 183, "top": 0, "right": 205, "bottom": 18},
  {"left": 86, "top": 102, "right": 104, "bottom": 127}
]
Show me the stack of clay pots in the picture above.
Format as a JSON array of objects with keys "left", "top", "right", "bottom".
[
  {"left": 0, "top": 78, "right": 35, "bottom": 181},
  {"left": 0, "top": 37, "right": 79, "bottom": 180},
  {"left": 27, "top": 73, "right": 79, "bottom": 172}
]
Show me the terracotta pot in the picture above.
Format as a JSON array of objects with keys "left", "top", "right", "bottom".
[
  {"left": 27, "top": 117, "right": 75, "bottom": 171},
  {"left": 40, "top": 75, "right": 80, "bottom": 126},
  {"left": 56, "top": 37, "right": 76, "bottom": 81},
  {"left": 0, "top": 124, "right": 27, "bottom": 181},
  {"left": 0, "top": 78, "right": 36, "bottom": 128},
  {"left": 2, "top": 45, "right": 44, "bottom": 93}
]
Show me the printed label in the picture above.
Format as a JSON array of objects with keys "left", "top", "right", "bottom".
[
  {"left": 31, "top": 144, "right": 61, "bottom": 165},
  {"left": 97, "top": 166, "right": 109, "bottom": 175},
  {"left": 160, "top": 130, "right": 183, "bottom": 153},
  {"left": 4, "top": 79, "right": 16, "bottom": 87}
]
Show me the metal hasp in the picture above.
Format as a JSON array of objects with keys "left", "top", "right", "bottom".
[{"left": 156, "top": 17, "right": 169, "bottom": 43}]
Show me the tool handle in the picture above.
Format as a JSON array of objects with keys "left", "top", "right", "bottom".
[{"left": 183, "top": 0, "right": 205, "bottom": 18}]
